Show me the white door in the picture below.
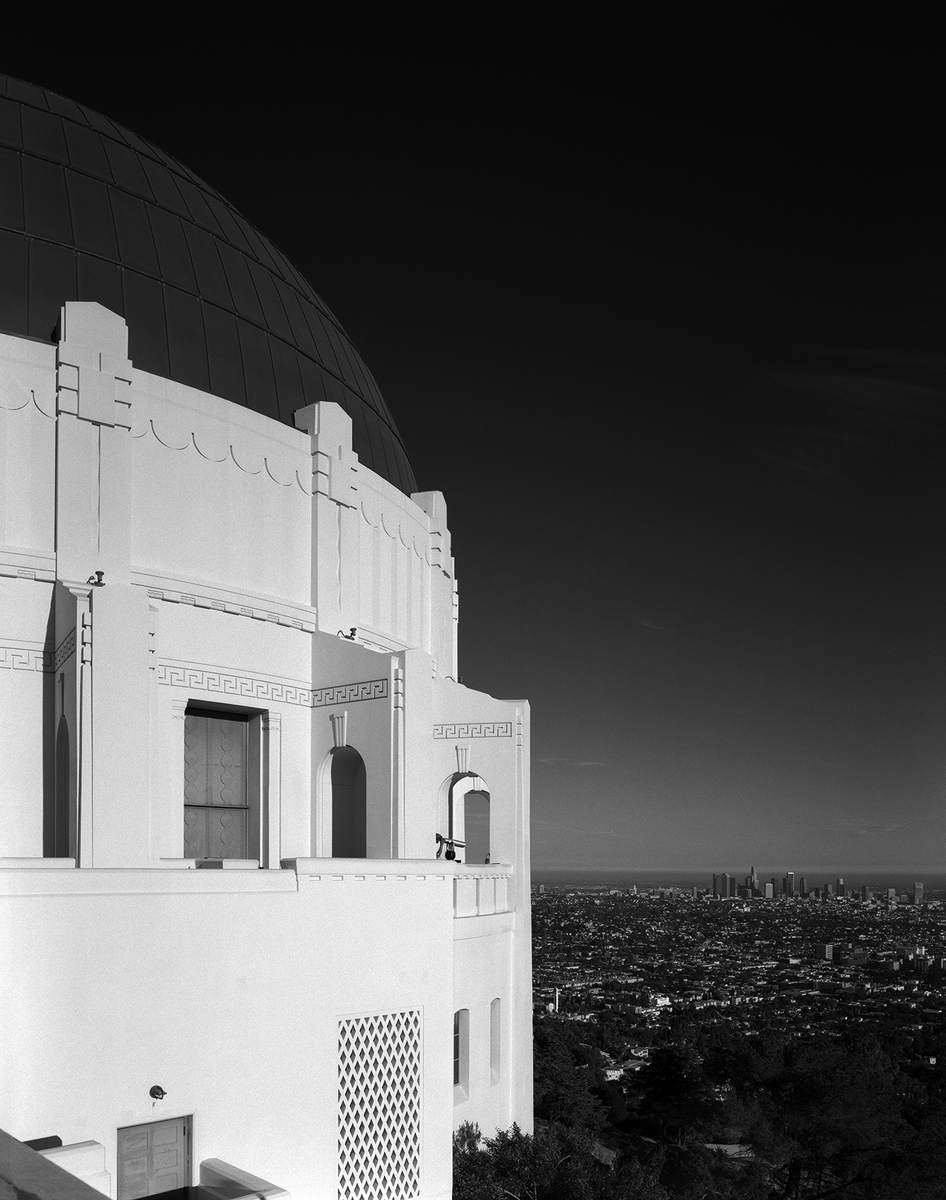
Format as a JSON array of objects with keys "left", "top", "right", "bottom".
[{"left": 117, "top": 1117, "right": 190, "bottom": 1199}]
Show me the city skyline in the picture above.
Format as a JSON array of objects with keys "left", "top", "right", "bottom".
[{"left": 9, "top": 14, "right": 946, "bottom": 874}]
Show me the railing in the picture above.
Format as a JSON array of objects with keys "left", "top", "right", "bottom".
[
  {"left": 279, "top": 857, "right": 515, "bottom": 918},
  {"left": 452, "top": 865, "right": 513, "bottom": 918}
]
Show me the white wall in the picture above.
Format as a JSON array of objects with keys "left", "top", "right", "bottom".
[{"left": 0, "top": 871, "right": 455, "bottom": 1200}]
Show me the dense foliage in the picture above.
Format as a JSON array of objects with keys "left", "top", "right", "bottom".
[{"left": 453, "top": 1014, "right": 946, "bottom": 1198}]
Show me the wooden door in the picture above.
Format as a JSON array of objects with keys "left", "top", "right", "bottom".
[
  {"left": 117, "top": 1117, "right": 190, "bottom": 1199},
  {"left": 183, "top": 711, "right": 248, "bottom": 858}
]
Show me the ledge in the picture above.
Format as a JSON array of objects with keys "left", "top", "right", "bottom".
[
  {"left": 281, "top": 857, "right": 449, "bottom": 881},
  {"left": 281, "top": 857, "right": 511, "bottom": 880},
  {"left": 453, "top": 910, "right": 516, "bottom": 939},
  {"left": 200, "top": 1157, "right": 288, "bottom": 1200},
  {"left": 0, "top": 868, "right": 297, "bottom": 896},
  {"left": 0, "top": 1129, "right": 107, "bottom": 1200},
  {"left": 195, "top": 858, "right": 260, "bottom": 870},
  {"left": 0, "top": 858, "right": 75, "bottom": 869}
]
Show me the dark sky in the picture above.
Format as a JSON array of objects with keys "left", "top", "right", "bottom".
[{"left": 13, "top": 14, "right": 946, "bottom": 874}]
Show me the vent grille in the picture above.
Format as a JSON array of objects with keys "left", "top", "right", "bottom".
[{"left": 338, "top": 1009, "right": 422, "bottom": 1200}]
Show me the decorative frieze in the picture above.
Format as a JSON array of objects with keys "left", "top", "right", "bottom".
[
  {"left": 433, "top": 721, "right": 512, "bottom": 739},
  {"left": 157, "top": 663, "right": 388, "bottom": 710},
  {"left": 0, "top": 642, "right": 48, "bottom": 671}
]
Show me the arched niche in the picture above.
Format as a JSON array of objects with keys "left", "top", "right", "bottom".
[
  {"left": 330, "top": 745, "right": 367, "bottom": 858},
  {"left": 446, "top": 772, "right": 491, "bottom": 864},
  {"left": 47, "top": 715, "right": 72, "bottom": 857}
]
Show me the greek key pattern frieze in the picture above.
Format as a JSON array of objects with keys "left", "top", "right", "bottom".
[
  {"left": 312, "top": 679, "right": 387, "bottom": 707},
  {"left": 433, "top": 721, "right": 513, "bottom": 739},
  {"left": 0, "top": 643, "right": 48, "bottom": 672},
  {"left": 157, "top": 663, "right": 387, "bottom": 709}
]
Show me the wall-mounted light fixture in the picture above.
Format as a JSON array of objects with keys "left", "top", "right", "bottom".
[
  {"left": 435, "top": 833, "right": 465, "bottom": 861},
  {"left": 149, "top": 1086, "right": 166, "bottom": 1100}
]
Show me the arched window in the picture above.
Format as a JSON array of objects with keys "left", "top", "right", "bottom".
[
  {"left": 331, "top": 745, "right": 367, "bottom": 858},
  {"left": 448, "top": 774, "right": 490, "bottom": 864},
  {"left": 463, "top": 791, "right": 490, "bottom": 865},
  {"left": 49, "top": 715, "right": 72, "bottom": 857}
]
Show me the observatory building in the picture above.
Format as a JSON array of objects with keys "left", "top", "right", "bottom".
[{"left": 0, "top": 75, "right": 532, "bottom": 1200}]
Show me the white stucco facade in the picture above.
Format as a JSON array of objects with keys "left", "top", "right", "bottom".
[{"left": 0, "top": 303, "right": 532, "bottom": 1200}]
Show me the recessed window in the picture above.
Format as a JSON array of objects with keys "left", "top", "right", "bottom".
[
  {"left": 490, "top": 997, "right": 501, "bottom": 1084},
  {"left": 331, "top": 745, "right": 367, "bottom": 858},
  {"left": 453, "top": 1009, "right": 469, "bottom": 1101},
  {"left": 183, "top": 707, "right": 259, "bottom": 859}
]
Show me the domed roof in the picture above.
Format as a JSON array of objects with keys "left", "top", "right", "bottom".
[{"left": 0, "top": 75, "right": 417, "bottom": 494}]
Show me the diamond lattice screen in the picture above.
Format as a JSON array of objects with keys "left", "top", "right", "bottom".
[{"left": 338, "top": 1009, "right": 422, "bottom": 1200}]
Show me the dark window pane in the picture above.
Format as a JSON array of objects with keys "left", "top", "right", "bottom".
[
  {"left": 237, "top": 321, "right": 277, "bottom": 418},
  {"left": 165, "top": 287, "right": 209, "bottom": 391},
  {"left": 303, "top": 310, "right": 341, "bottom": 376},
  {"left": 28, "top": 240, "right": 76, "bottom": 340},
  {"left": 359, "top": 391, "right": 386, "bottom": 476},
  {"left": 0, "top": 97, "right": 22, "bottom": 149},
  {"left": 184, "top": 225, "right": 232, "bottom": 307},
  {"left": 270, "top": 337, "right": 303, "bottom": 423},
  {"left": 115, "top": 126, "right": 159, "bottom": 161},
  {"left": 241, "top": 224, "right": 281, "bottom": 274},
  {"left": 148, "top": 207, "right": 196, "bottom": 292},
  {"left": 0, "top": 230, "right": 28, "bottom": 336},
  {"left": 76, "top": 254, "right": 123, "bottom": 316},
  {"left": 104, "top": 140, "right": 153, "bottom": 200},
  {"left": 248, "top": 261, "right": 292, "bottom": 338},
  {"left": 64, "top": 124, "right": 111, "bottom": 178},
  {"left": 274, "top": 279, "right": 318, "bottom": 357},
  {"left": 46, "top": 94, "right": 88, "bottom": 125},
  {"left": 22, "top": 156, "right": 72, "bottom": 242},
  {"left": 322, "top": 371, "right": 347, "bottom": 409},
  {"left": 344, "top": 346, "right": 374, "bottom": 403},
  {"left": 325, "top": 324, "right": 359, "bottom": 389},
  {"left": 216, "top": 242, "right": 264, "bottom": 324},
  {"left": 269, "top": 246, "right": 307, "bottom": 296},
  {"left": 141, "top": 157, "right": 190, "bottom": 217},
  {"left": 298, "top": 354, "right": 328, "bottom": 410},
  {"left": 204, "top": 304, "right": 246, "bottom": 406},
  {"left": 346, "top": 397, "right": 373, "bottom": 469},
  {"left": 21, "top": 108, "right": 68, "bottom": 163},
  {"left": 67, "top": 173, "right": 117, "bottom": 257},
  {"left": 5, "top": 78, "right": 46, "bottom": 109},
  {"left": 80, "top": 108, "right": 117, "bottom": 138},
  {"left": 203, "top": 195, "right": 253, "bottom": 255},
  {"left": 378, "top": 425, "right": 404, "bottom": 492},
  {"left": 361, "top": 364, "right": 387, "bottom": 410},
  {"left": 123, "top": 270, "right": 168, "bottom": 377},
  {"left": 174, "top": 176, "right": 224, "bottom": 236},
  {"left": 111, "top": 189, "right": 159, "bottom": 274},
  {"left": 0, "top": 148, "right": 23, "bottom": 229}
]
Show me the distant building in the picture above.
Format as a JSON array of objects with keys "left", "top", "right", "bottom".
[{"left": 913, "top": 882, "right": 924, "bottom": 905}]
